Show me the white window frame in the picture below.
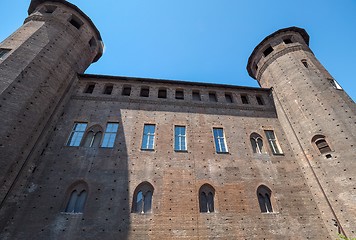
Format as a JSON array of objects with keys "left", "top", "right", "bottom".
[
  {"left": 141, "top": 124, "right": 156, "bottom": 150},
  {"left": 174, "top": 125, "right": 187, "bottom": 151},
  {"left": 101, "top": 123, "right": 119, "bottom": 148},
  {"left": 213, "top": 128, "right": 228, "bottom": 153}
]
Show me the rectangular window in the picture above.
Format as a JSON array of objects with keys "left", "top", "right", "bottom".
[
  {"left": 0, "top": 48, "right": 11, "bottom": 59},
  {"left": 241, "top": 95, "right": 249, "bottom": 104},
  {"left": 209, "top": 92, "right": 217, "bottom": 102},
  {"left": 103, "top": 85, "right": 113, "bottom": 95},
  {"left": 329, "top": 78, "right": 342, "bottom": 90},
  {"left": 213, "top": 128, "right": 228, "bottom": 153},
  {"left": 192, "top": 91, "right": 201, "bottom": 101},
  {"left": 158, "top": 89, "right": 167, "bottom": 98},
  {"left": 101, "top": 123, "right": 119, "bottom": 148},
  {"left": 84, "top": 84, "right": 95, "bottom": 94},
  {"left": 122, "top": 85, "right": 131, "bottom": 96},
  {"left": 265, "top": 130, "right": 283, "bottom": 155},
  {"left": 140, "top": 87, "right": 149, "bottom": 97},
  {"left": 174, "top": 126, "right": 187, "bottom": 151},
  {"left": 175, "top": 89, "right": 184, "bottom": 100},
  {"left": 141, "top": 124, "right": 156, "bottom": 150},
  {"left": 67, "top": 122, "right": 87, "bottom": 146},
  {"left": 256, "top": 95, "right": 264, "bottom": 105},
  {"left": 225, "top": 93, "right": 233, "bottom": 103}
]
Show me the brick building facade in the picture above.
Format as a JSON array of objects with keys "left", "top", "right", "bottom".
[{"left": 0, "top": 1, "right": 355, "bottom": 239}]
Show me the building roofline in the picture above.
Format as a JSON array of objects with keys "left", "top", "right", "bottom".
[
  {"left": 78, "top": 73, "right": 271, "bottom": 92},
  {"left": 247, "top": 27, "right": 309, "bottom": 79}
]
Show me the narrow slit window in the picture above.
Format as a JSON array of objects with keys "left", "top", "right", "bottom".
[
  {"left": 225, "top": 93, "right": 233, "bottom": 103},
  {"left": 140, "top": 87, "right": 149, "bottom": 97},
  {"left": 209, "top": 92, "right": 217, "bottom": 102},
  {"left": 329, "top": 78, "right": 342, "bottom": 90},
  {"left": 122, "top": 86, "right": 131, "bottom": 96},
  {"left": 301, "top": 59, "right": 308, "bottom": 68},
  {"left": 241, "top": 95, "right": 249, "bottom": 104},
  {"left": 263, "top": 46, "right": 273, "bottom": 57},
  {"left": 67, "top": 122, "right": 87, "bottom": 146},
  {"left": 103, "top": 85, "right": 113, "bottom": 95},
  {"left": 192, "top": 91, "right": 201, "bottom": 101},
  {"left": 158, "top": 88, "right": 167, "bottom": 98},
  {"left": 101, "top": 123, "right": 119, "bottom": 148},
  {"left": 0, "top": 48, "right": 11, "bottom": 59},
  {"left": 175, "top": 89, "right": 184, "bottom": 100},
  {"left": 84, "top": 84, "right": 95, "bottom": 94},
  {"left": 174, "top": 126, "right": 187, "bottom": 151},
  {"left": 265, "top": 130, "right": 283, "bottom": 155},
  {"left": 213, "top": 128, "right": 228, "bottom": 153},
  {"left": 141, "top": 124, "right": 156, "bottom": 150}
]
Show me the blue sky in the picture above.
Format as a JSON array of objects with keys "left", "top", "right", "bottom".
[{"left": 1, "top": 1, "right": 356, "bottom": 100}]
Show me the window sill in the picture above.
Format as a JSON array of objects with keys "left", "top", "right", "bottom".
[
  {"left": 60, "top": 212, "right": 83, "bottom": 215},
  {"left": 174, "top": 150, "right": 188, "bottom": 153},
  {"left": 272, "top": 153, "right": 284, "bottom": 156},
  {"left": 216, "top": 151, "right": 229, "bottom": 154},
  {"left": 141, "top": 148, "right": 155, "bottom": 152}
]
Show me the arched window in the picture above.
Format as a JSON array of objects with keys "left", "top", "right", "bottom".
[
  {"left": 64, "top": 181, "right": 88, "bottom": 213},
  {"left": 250, "top": 133, "right": 264, "bottom": 154},
  {"left": 132, "top": 182, "right": 154, "bottom": 214},
  {"left": 312, "top": 135, "right": 331, "bottom": 154},
  {"left": 199, "top": 184, "right": 215, "bottom": 213},
  {"left": 257, "top": 185, "right": 273, "bottom": 213},
  {"left": 83, "top": 125, "right": 103, "bottom": 147}
]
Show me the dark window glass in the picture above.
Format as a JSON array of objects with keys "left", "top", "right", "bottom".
[
  {"left": 69, "top": 15, "right": 83, "bottom": 29},
  {"left": 301, "top": 60, "right": 308, "bottom": 68},
  {"left": 283, "top": 38, "right": 293, "bottom": 44},
  {"left": 257, "top": 185, "right": 273, "bottom": 213},
  {"left": 65, "top": 190, "right": 87, "bottom": 213},
  {"left": 256, "top": 96, "right": 264, "bottom": 105},
  {"left": 199, "top": 184, "right": 215, "bottom": 213},
  {"left": 133, "top": 183, "right": 154, "bottom": 214},
  {"left": 263, "top": 46, "right": 273, "bottom": 57}
]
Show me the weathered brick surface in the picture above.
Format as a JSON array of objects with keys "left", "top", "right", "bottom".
[{"left": 0, "top": 3, "right": 354, "bottom": 240}]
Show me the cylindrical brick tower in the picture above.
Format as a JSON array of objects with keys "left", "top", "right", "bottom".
[
  {"left": 0, "top": 0, "right": 103, "bottom": 205},
  {"left": 247, "top": 27, "right": 356, "bottom": 238}
]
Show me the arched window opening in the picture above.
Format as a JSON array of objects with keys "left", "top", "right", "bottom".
[
  {"left": 132, "top": 182, "right": 154, "bottom": 214},
  {"left": 312, "top": 135, "right": 331, "bottom": 154},
  {"left": 250, "top": 133, "right": 264, "bottom": 154},
  {"left": 83, "top": 125, "right": 103, "bottom": 147},
  {"left": 64, "top": 182, "right": 88, "bottom": 214},
  {"left": 199, "top": 184, "right": 215, "bottom": 213},
  {"left": 257, "top": 185, "right": 273, "bottom": 213}
]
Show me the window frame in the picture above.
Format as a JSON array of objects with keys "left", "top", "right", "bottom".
[
  {"left": 199, "top": 184, "right": 215, "bottom": 213},
  {"left": 174, "top": 125, "right": 187, "bottom": 152},
  {"left": 101, "top": 122, "right": 119, "bottom": 148},
  {"left": 213, "top": 128, "right": 228, "bottom": 153},
  {"left": 67, "top": 122, "right": 88, "bottom": 147},
  {"left": 264, "top": 130, "right": 283, "bottom": 155},
  {"left": 132, "top": 182, "right": 154, "bottom": 214},
  {"left": 141, "top": 124, "right": 156, "bottom": 150}
]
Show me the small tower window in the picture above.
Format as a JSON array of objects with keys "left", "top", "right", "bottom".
[
  {"left": 256, "top": 95, "right": 264, "bottom": 105},
  {"left": 103, "top": 85, "right": 113, "bottom": 95},
  {"left": 192, "top": 91, "right": 201, "bottom": 101},
  {"left": 301, "top": 59, "right": 308, "bottom": 68},
  {"left": 225, "top": 93, "right": 233, "bottom": 103},
  {"left": 89, "top": 37, "right": 97, "bottom": 49},
  {"left": 158, "top": 88, "right": 167, "bottom": 98},
  {"left": 122, "top": 85, "right": 131, "bottom": 96},
  {"left": 312, "top": 135, "right": 332, "bottom": 154},
  {"left": 283, "top": 38, "right": 293, "bottom": 44},
  {"left": 209, "top": 92, "right": 217, "bottom": 102},
  {"left": 241, "top": 95, "right": 249, "bottom": 104},
  {"left": 140, "top": 87, "right": 149, "bottom": 97},
  {"left": 0, "top": 48, "right": 11, "bottom": 59},
  {"left": 84, "top": 84, "right": 95, "bottom": 94},
  {"left": 257, "top": 185, "right": 273, "bottom": 213},
  {"left": 69, "top": 15, "right": 83, "bottom": 30},
  {"left": 199, "top": 184, "right": 215, "bottom": 213},
  {"left": 328, "top": 78, "right": 343, "bottom": 90},
  {"left": 263, "top": 46, "right": 274, "bottom": 57},
  {"left": 175, "top": 89, "right": 184, "bottom": 100}
]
